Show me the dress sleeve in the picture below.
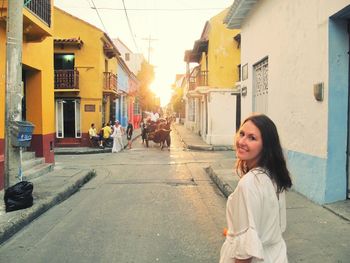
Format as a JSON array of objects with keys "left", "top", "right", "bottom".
[{"left": 226, "top": 175, "right": 264, "bottom": 260}]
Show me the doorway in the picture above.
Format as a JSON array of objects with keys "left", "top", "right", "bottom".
[{"left": 56, "top": 99, "right": 81, "bottom": 138}]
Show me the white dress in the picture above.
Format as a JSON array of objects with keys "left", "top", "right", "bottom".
[
  {"left": 111, "top": 125, "right": 123, "bottom": 153},
  {"left": 220, "top": 168, "right": 288, "bottom": 263}
]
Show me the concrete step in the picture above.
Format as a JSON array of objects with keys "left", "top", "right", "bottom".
[
  {"left": 22, "top": 151, "right": 36, "bottom": 161},
  {"left": 22, "top": 157, "right": 45, "bottom": 171},
  {"left": 21, "top": 163, "right": 55, "bottom": 181}
]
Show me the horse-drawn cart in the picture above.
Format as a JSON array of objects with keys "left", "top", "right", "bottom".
[{"left": 144, "top": 118, "right": 171, "bottom": 150}]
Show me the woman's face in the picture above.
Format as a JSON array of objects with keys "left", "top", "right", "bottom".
[{"left": 236, "top": 120, "right": 263, "bottom": 169}]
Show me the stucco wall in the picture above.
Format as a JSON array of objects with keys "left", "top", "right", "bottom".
[
  {"left": 54, "top": 8, "right": 118, "bottom": 134},
  {"left": 23, "top": 37, "right": 54, "bottom": 135},
  {"left": 207, "top": 9, "right": 240, "bottom": 88},
  {"left": 240, "top": 0, "right": 332, "bottom": 157},
  {"left": 206, "top": 91, "right": 237, "bottom": 145},
  {"left": 238, "top": 0, "right": 350, "bottom": 203}
]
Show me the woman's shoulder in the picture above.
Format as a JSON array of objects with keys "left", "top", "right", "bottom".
[{"left": 238, "top": 168, "right": 270, "bottom": 187}]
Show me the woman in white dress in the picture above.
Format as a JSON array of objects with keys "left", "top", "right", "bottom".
[
  {"left": 220, "top": 114, "right": 292, "bottom": 263},
  {"left": 111, "top": 121, "right": 124, "bottom": 153}
]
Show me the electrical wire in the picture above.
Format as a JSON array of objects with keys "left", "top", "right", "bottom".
[
  {"left": 90, "top": 0, "right": 109, "bottom": 34},
  {"left": 121, "top": 0, "right": 139, "bottom": 52},
  {"left": 92, "top": 7, "right": 226, "bottom": 11}
]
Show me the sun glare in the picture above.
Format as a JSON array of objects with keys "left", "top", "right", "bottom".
[{"left": 150, "top": 83, "right": 172, "bottom": 107}]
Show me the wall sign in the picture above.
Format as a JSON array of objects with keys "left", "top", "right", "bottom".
[{"left": 85, "top": 104, "right": 95, "bottom": 112}]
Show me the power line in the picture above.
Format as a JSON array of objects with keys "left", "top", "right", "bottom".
[
  {"left": 142, "top": 35, "right": 158, "bottom": 64},
  {"left": 90, "top": 0, "right": 108, "bottom": 34},
  {"left": 121, "top": 0, "right": 139, "bottom": 52},
  {"left": 91, "top": 7, "right": 227, "bottom": 11}
]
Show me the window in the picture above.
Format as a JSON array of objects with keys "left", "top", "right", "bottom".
[
  {"left": 54, "top": 54, "right": 75, "bottom": 70},
  {"left": 188, "top": 98, "right": 196, "bottom": 122},
  {"left": 253, "top": 57, "right": 268, "bottom": 114},
  {"left": 238, "top": 64, "right": 241, "bottom": 81},
  {"left": 133, "top": 97, "right": 141, "bottom": 115}
]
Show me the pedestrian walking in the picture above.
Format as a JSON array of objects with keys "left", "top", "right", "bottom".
[
  {"left": 126, "top": 119, "right": 133, "bottom": 149},
  {"left": 111, "top": 120, "right": 124, "bottom": 153},
  {"left": 141, "top": 121, "right": 147, "bottom": 144},
  {"left": 219, "top": 114, "right": 292, "bottom": 263}
]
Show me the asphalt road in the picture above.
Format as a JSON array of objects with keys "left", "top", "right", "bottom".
[{"left": 0, "top": 131, "right": 233, "bottom": 263}]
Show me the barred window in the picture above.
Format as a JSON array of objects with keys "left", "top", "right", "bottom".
[{"left": 253, "top": 57, "right": 268, "bottom": 114}]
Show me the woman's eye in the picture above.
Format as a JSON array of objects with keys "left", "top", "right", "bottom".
[
  {"left": 239, "top": 131, "right": 244, "bottom": 137},
  {"left": 248, "top": 135, "right": 256, "bottom": 141}
]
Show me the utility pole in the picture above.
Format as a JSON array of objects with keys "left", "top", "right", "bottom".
[
  {"left": 4, "top": 0, "right": 23, "bottom": 188},
  {"left": 142, "top": 35, "right": 157, "bottom": 64}
]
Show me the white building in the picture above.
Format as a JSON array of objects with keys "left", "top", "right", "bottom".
[
  {"left": 113, "top": 38, "right": 144, "bottom": 75},
  {"left": 225, "top": 0, "right": 350, "bottom": 204},
  {"left": 183, "top": 10, "right": 241, "bottom": 146}
]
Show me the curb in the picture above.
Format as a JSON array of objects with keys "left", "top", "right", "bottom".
[
  {"left": 0, "top": 170, "right": 96, "bottom": 245},
  {"left": 187, "top": 145, "right": 214, "bottom": 151},
  {"left": 205, "top": 166, "right": 233, "bottom": 198},
  {"left": 173, "top": 125, "right": 233, "bottom": 152},
  {"left": 55, "top": 148, "right": 111, "bottom": 155}
]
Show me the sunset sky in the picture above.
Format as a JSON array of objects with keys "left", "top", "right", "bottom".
[{"left": 54, "top": 0, "right": 234, "bottom": 106}]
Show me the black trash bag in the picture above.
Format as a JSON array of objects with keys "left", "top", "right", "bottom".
[{"left": 4, "top": 181, "right": 34, "bottom": 212}]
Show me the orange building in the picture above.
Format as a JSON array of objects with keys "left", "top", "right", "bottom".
[
  {"left": 0, "top": 1, "right": 55, "bottom": 189},
  {"left": 53, "top": 7, "right": 119, "bottom": 147}
]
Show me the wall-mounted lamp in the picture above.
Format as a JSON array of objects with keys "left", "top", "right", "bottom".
[
  {"left": 313, "top": 82, "right": 324, "bottom": 101},
  {"left": 241, "top": 86, "right": 247, "bottom": 97}
]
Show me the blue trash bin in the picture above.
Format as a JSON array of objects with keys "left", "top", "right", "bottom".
[{"left": 11, "top": 121, "right": 35, "bottom": 147}]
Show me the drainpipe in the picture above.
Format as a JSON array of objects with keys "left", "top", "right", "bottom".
[{"left": 4, "top": 0, "right": 23, "bottom": 188}]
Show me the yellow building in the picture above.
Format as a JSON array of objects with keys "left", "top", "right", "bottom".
[
  {"left": 0, "top": 1, "right": 55, "bottom": 189},
  {"left": 183, "top": 8, "right": 241, "bottom": 145},
  {"left": 54, "top": 7, "right": 119, "bottom": 147}
]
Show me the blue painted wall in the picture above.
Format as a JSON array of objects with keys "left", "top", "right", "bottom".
[
  {"left": 287, "top": 150, "right": 327, "bottom": 204},
  {"left": 116, "top": 64, "right": 129, "bottom": 127},
  {"left": 286, "top": 16, "right": 349, "bottom": 205},
  {"left": 326, "top": 18, "right": 349, "bottom": 203}
]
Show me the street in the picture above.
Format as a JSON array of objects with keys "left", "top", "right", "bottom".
[
  {"left": 1, "top": 129, "right": 350, "bottom": 263},
  {"left": 0, "top": 131, "right": 231, "bottom": 263}
]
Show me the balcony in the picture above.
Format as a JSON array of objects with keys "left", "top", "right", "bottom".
[
  {"left": 0, "top": 1, "right": 52, "bottom": 41},
  {"left": 54, "top": 69, "right": 79, "bottom": 91},
  {"left": 188, "top": 67, "right": 208, "bottom": 90},
  {"left": 24, "top": 0, "right": 51, "bottom": 26},
  {"left": 103, "top": 72, "right": 118, "bottom": 94}
]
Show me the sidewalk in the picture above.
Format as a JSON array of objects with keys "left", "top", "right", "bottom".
[
  {"left": 173, "top": 123, "right": 233, "bottom": 151},
  {"left": 0, "top": 167, "right": 96, "bottom": 244},
  {"left": 172, "top": 123, "right": 350, "bottom": 222},
  {"left": 54, "top": 128, "right": 141, "bottom": 155},
  {"left": 0, "top": 129, "right": 141, "bottom": 244}
]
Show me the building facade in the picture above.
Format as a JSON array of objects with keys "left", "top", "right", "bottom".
[
  {"left": 54, "top": 8, "right": 118, "bottom": 147},
  {"left": 225, "top": 0, "right": 350, "bottom": 204},
  {"left": 0, "top": 0, "right": 55, "bottom": 189},
  {"left": 184, "top": 9, "right": 241, "bottom": 146}
]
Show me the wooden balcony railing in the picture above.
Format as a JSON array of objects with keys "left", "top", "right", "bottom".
[
  {"left": 103, "top": 72, "right": 117, "bottom": 93},
  {"left": 189, "top": 69, "right": 208, "bottom": 90},
  {"left": 24, "top": 0, "right": 51, "bottom": 26},
  {"left": 54, "top": 69, "right": 79, "bottom": 90}
]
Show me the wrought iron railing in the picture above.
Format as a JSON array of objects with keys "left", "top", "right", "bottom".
[
  {"left": 24, "top": 0, "right": 51, "bottom": 26},
  {"left": 103, "top": 72, "right": 117, "bottom": 93},
  {"left": 54, "top": 70, "right": 79, "bottom": 89}
]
